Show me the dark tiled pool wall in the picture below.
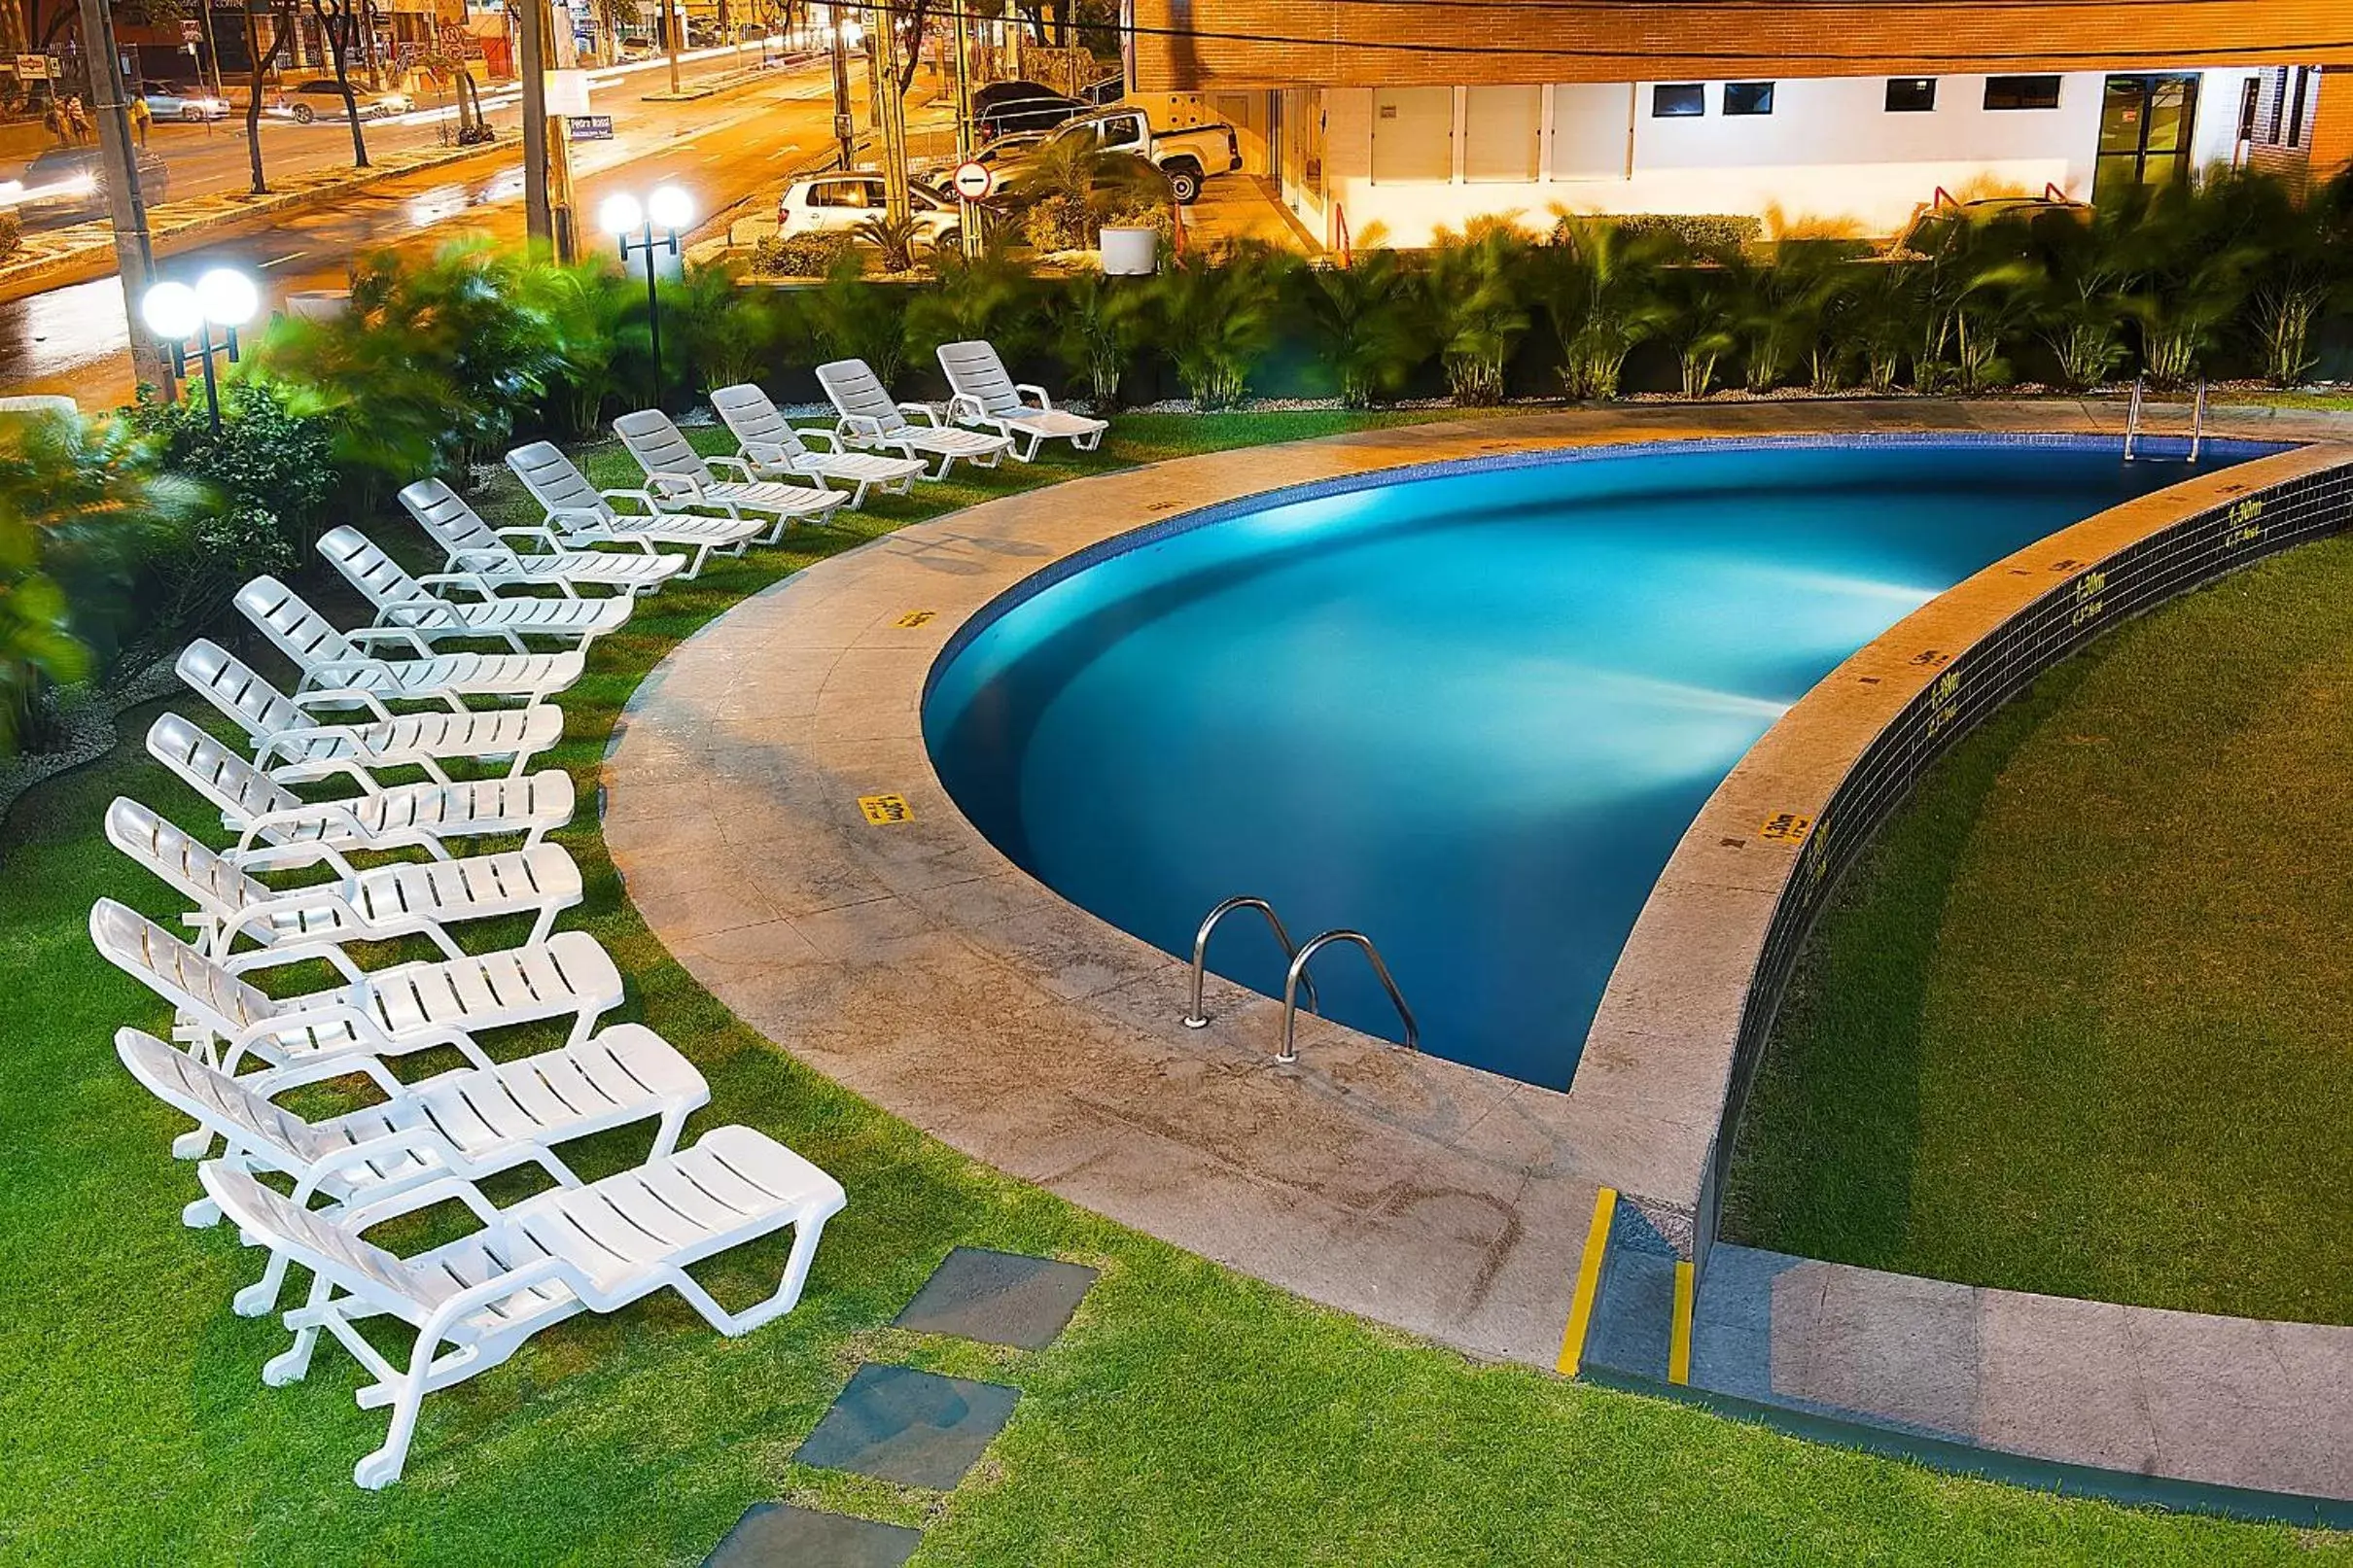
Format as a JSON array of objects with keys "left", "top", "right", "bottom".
[{"left": 1697, "top": 456, "right": 2353, "bottom": 1274}]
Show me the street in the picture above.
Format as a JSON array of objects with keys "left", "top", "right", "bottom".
[{"left": 4, "top": 47, "right": 862, "bottom": 404}]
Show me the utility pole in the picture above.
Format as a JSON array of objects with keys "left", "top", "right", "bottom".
[
  {"left": 664, "top": 0, "right": 682, "bottom": 94},
  {"left": 543, "top": 0, "right": 578, "bottom": 260},
  {"left": 77, "top": 0, "right": 173, "bottom": 397},
  {"left": 825, "top": 0, "right": 853, "bottom": 169},
  {"left": 947, "top": 0, "right": 977, "bottom": 259},
  {"left": 199, "top": 0, "right": 227, "bottom": 98},
  {"left": 517, "top": 0, "right": 550, "bottom": 250},
  {"left": 868, "top": 0, "right": 906, "bottom": 223}
]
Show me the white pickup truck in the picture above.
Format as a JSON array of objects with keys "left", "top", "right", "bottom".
[{"left": 1027, "top": 106, "right": 1243, "bottom": 203}]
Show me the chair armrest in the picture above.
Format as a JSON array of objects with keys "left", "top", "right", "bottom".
[
  {"left": 341, "top": 1170, "right": 507, "bottom": 1233},
  {"left": 897, "top": 401, "right": 946, "bottom": 427},
  {"left": 445, "top": 546, "right": 521, "bottom": 575},
  {"left": 344, "top": 626, "right": 438, "bottom": 659},
  {"left": 494, "top": 525, "right": 569, "bottom": 555},
  {"left": 791, "top": 426, "right": 842, "bottom": 452},
  {"left": 252, "top": 1051, "right": 408, "bottom": 1098},
  {"left": 1014, "top": 383, "right": 1056, "bottom": 411},
  {"left": 643, "top": 472, "right": 708, "bottom": 504},
  {"left": 597, "top": 488, "right": 664, "bottom": 515},
  {"left": 944, "top": 393, "right": 987, "bottom": 425},
  {"left": 290, "top": 687, "right": 397, "bottom": 724},
  {"left": 703, "top": 454, "right": 757, "bottom": 482},
  {"left": 739, "top": 438, "right": 792, "bottom": 466},
  {"left": 224, "top": 935, "right": 369, "bottom": 981}
]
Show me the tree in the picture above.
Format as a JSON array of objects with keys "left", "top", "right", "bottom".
[
  {"left": 309, "top": 0, "right": 369, "bottom": 167},
  {"left": 244, "top": 0, "right": 293, "bottom": 194}
]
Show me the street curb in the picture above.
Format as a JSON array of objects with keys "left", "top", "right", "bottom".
[{"left": 0, "top": 136, "right": 508, "bottom": 301}]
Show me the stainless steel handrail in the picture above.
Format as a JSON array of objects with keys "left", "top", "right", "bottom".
[
  {"left": 2190, "top": 378, "right": 2207, "bottom": 463},
  {"left": 2124, "top": 376, "right": 2145, "bottom": 461},
  {"left": 1182, "top": 895, "right": 1317, "bottom": 1028},
  {"left": 1277, "top": 929, "right": 1418, "bottom": 1065}
]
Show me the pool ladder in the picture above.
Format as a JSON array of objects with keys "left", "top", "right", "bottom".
[
  {"left": 2123, "top": 376, "right": 2207, "bottom": 463},
  {"left": 1182, "top": 895, "right": 1421, "bottom": 1065}
]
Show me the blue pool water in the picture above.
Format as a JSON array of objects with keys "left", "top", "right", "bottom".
[{"left": 923, "top": 437, "right": 2261, "bottom": 1089}]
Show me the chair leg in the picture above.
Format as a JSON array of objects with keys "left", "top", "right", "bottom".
[
  {"left": 234, "top": 1245, "right": 296, "bottom": 1317},
  {"left": 352, "top": 1341, "right": 437, "bottom": 1489},
  {"left": 263, "top": 1275, "right": 332, "bottom": 1386}
]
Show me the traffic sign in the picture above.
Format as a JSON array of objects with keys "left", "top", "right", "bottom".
[{"left": 950, "top": 159, "right": 994, "bottom": 201}]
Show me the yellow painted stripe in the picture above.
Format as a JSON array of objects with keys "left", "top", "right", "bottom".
[
  {"left": 1668, "top": 1260, "right": 1696, "bottom": 1385},
  {"left": 1556, "top": 1186, "right": 1618, "bottom": 1376}
]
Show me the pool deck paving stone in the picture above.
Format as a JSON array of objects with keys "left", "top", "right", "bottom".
[{"left": 608, "top": 399, "right": 2353, "bottom": 1504}]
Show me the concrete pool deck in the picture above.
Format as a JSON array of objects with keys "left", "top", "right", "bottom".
[{"left": 604, "top": 398, "right": 2353, "bottom": 1507}]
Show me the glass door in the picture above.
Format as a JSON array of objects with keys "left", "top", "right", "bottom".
[{"left": 2094, "top": 74, "right": 2199, "bottom": 207}]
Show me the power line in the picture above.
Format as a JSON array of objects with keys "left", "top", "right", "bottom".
[{"left": 894, "top": 1, "right": 2352, "bottom": 65}]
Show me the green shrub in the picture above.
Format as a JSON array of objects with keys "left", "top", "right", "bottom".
[
  {"left": 0, "top": 211, "right": 22, "bottom": 262},
  {"left": 1050, "top": 270, "right": 1153, "bottom": 409},
  {"left": 1606, "top": 212, "right": 1764, "bottom": 253},
  {"left": 1424, "top": 218, "right": 1532, "bottom": 405},
  {"left": 1294, "top": 243, "right": 1426, "bottom": 407},
  {"left": 752, "top": 229, "right": 855, "bottom": 277},
  {"left": 1146, "top": 241, "right": 1293, "bottom": 408},
  {"left": 904, "top": 251, "right": 1037, "bottom": 367}
]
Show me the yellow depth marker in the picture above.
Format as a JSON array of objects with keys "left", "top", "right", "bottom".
[
  {"left": 895, "top": 610, "right": 936, "bottom": 628},
  {"left": 858, "top": 793, "right": 913, "bottom": 825},
  {"left": 1668, "top": 1260, "right": 1695, "bottom": 1385},
  {"left": 1557, "top": 1186, "right": 1618, "bottom": 1376}
]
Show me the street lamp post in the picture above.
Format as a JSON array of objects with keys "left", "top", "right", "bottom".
[
  {"left": 140, "top": 268, "right": 259, "bottom": 433},
  {"left": 600, "top": 186, "right": 693, "bottom": 411}
]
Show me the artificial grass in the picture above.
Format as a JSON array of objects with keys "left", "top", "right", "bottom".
[
  {"left": 0, "top": 411, "right": 2338, "bottom": 1565},
  {"left": 1725, "top": 537, "right": 2353, "bottom": 1326}
]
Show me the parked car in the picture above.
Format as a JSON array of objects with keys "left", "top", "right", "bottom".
[
  {"left": 977, "top": 90, "right": 1086, "bottom": 142},
  {"left": 777, "top": 174, "right": 961, "bottom": 247},
  {"left": 142, "top": 85, "right": 233, "bottom": 122},
  {"left": 267, "top": 79, "right": 413, "bottom": 123},
  {"left": 1000, "top": 106, "right": 1241, "bottom": 203},
  {"left": 5, "top": 146, "right": 171, "bottom": 221}
]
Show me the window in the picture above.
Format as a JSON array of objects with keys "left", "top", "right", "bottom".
[
  {"left": 1462, "top": 85, "right": 1541, "bottom": 182},
  {"left": 1885, "top": 78, "right": 1936, "bottom": 113},
  {"left": 1651, "top": 83, "right": 1704, "bottom": 118},
  {"left": 1096, "top": 112, "right": 1143, "bottom": 149},
  {"left": 1369, "top": 87, "right": 1454, "bottom": 183},
  {"left": 1722, "top": 82, "right": 1774, "bottom": 117},
  {"left": 2236, "top": 76, "right": 2261, "bottom": 141},
  {"left": 1984, "top": 75, "right": 2062, "bottom": 111},
  {"left": 2266, "top": 66, "right": 2290, "bottom": 142},
  {"left": 2288, "top": 66, "right": 2310, "bottom": 148},
  {"left": 1550, "top": 82, "right": 1629, "bottom": 178}
]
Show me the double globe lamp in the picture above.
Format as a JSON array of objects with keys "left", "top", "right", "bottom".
[
  {"left": 139, "top": 267, "right": 260, "bottom": 434},
  {"left": 599, "top": 183, "right": 694, "bottom": 409}
]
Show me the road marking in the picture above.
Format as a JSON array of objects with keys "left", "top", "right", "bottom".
[
  {"left": 258, "top": 251, "right": 307, "bottom": 268},
  {"left": 1668, "top": 1260, "right": 1695, "bottom": 1384},
  {"left": 1557, "top": 1186, "right": 1617, "bottom": 1377}
]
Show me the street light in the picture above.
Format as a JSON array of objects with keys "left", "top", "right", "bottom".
[
  {"left": 601, "top": 185, "right": 692, "bottom": 410},
  {"left": 141, "top": 266, "right": 258, "bottom": 433}
]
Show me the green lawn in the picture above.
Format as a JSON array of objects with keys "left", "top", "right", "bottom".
[
  {"left": 1, "top": 411, "right": 2338, "bottom": 1565},
  {"left": 1725, "top": 538, "right": 2353, "bottom": 1327}
]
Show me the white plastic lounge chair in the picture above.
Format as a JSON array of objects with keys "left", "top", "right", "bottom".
[
  {"left": 105, "top": 795, "right": 582, "bottom": 961},
  {"left": 236, "top": 576, "right": 584, "bottom": 710},
  {"left": 401, "top": 478, "right": 685, "bottom": 597},
  {"left": 116, "top": 1024, "right": 709, "bottom": 1313},
  {"left": 146, "top": 714, "right": 574, "bottom": 864},
  {"left": 90, "top": 897, "right": 624, "bottom": 1076},
  {"left": 503, "top": 441, "right": 772, "bottom": 575},
  {"left": 606, "top": 412, "right": 848, "bottom": 535},
  {"left": 317, "top": 527, "right": 634, "bottom": 654},
  {"left": 936, "top": 340, "right": 1108, "bottom": 461},
  {"left": 177, "top": 640, "right": 564, "bottom": 784},
  {"left": 708, "top": 382, "right": 923, "bottom": 508},
  {"left": 201, "top": 1122, "right": 844, "bottom": 1488},
  {"left": 816, "top": 358, "right": 1014, "bottom": 480}
]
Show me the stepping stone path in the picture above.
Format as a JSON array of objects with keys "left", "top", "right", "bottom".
[{"left": 705, "top": 1248, "right": 1100, "bottom": 1567}]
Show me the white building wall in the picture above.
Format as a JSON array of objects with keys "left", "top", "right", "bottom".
[{"left": 1314, "top": 68, "right": 2261, "bottom": 248}]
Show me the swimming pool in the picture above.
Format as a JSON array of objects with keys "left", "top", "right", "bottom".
[{"left": 923, "top": 436, "right": 2266, "bottom": 1089}]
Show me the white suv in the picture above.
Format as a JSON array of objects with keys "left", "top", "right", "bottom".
[{"left": 777, "top": 174, "right": 961, "bottom": 246}]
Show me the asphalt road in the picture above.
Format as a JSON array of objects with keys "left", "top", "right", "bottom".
[{"left": 6, "top": 50, "right": 860, "bottom": 404}]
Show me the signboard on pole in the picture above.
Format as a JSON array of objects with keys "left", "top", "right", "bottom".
[
  {"left": 179, "top": 19, "right": 201, "bottom": 41},
  {"left": 568, "top": 113, "right": 613, "bottom": 140},
  {"left": 950, "top": 159, "right": 995, "bottom": 201},
  {"left": 15, "top": 53, "right": 48, "bottom": 79}
]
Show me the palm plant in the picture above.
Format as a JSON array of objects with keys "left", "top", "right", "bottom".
[
  {"left": 904, "top": 250, "right": 1038, "bottom": 367},
  {"left": 2025, "top": 208, "right": 2133, "bottom": 391},
  {"left": 788, "top": 249, "right": 912, "bottom": 387},
  {"left": 1531, "top": 211, "right": 1677, "bottom": 401},
  {"left": 658, "top": 263, "right": 780, "bottom": 401},
  {"left": 1050, "top": 269, "right": 1152, "bottom": 409},
  {"left": 1730, "top": 242, "right": 1848, "bottom": 394},
  {"left": 1147, "top": 240, "right": 1291, "bottom": 409},
  {"left": 1662, "top": 263, "right": 1738, "bottom": 398},
  {"left": 851, "top": 212, "right": 925, "bottom": 274},
  {"left": 0, "top": 411, "right": 193, "bottom": 753},
  {"left": 1293, "top": 236, "right": 1426, "bottom": 407},
  {"left": 1006, "top": 142, "right": 1170, "bottom": 254},
  {"left": 2240, "top": 168, "right": 2351, "bottom": 388},
  {"left": 1423, "top": 218, "right": 1531, "bottom": 406},
  {"left": 525, "top": 259, "right": 646, "bottom": 434},
  {"left": 2112, "top": 182, "right": 2263, "bottom": 389}
]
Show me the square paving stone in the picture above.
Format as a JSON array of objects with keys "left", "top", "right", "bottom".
[
  {"left": 892, "top": 1246, "right": 1099, "bottom": 1350},
  {"left": 792, "top": 1363, "right": 1020, "bottom": 1489},
  {"left": 705, "top": 1503, "right": 920, "bottom": 1568}
]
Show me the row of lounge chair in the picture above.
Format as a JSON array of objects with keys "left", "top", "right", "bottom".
[{"left": 86, "top": 339, "right": 1110, "bottom": 1491}]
